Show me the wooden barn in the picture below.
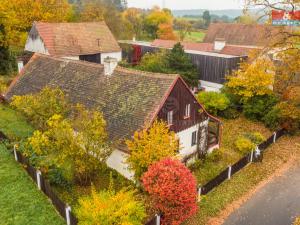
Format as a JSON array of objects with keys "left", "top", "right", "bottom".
[{"left": 119, "top": 39, "right": 251, "bottom": 91}]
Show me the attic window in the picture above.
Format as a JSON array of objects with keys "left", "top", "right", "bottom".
[
  {"left": 184, "top": 104, "right": 191, "bottom": 118},
  {"left": 167, "top": 110, "right": 173, "bottom": 125}
]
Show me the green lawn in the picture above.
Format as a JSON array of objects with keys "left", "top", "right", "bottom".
[
  {"left": 192, "top": 116, "right": 272, "bottom": 185},
  {"left": 175, "top": 30, "right": 206, "bottom": 42},
  {"left": 0, "top": 104, "right": 33, "bottom": 140},
  {"left": 0, "top": 144, "right": 65, "bottom": 225}
]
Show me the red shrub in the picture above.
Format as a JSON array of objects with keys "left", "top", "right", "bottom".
[{"left": 142, "top": 158, "right": 197, "bottom": 225}]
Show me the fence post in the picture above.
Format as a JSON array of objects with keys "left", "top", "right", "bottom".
[
  {"left": 13, "top": 144, "right": 18, "bottom": 162},
  {"left": 36, "top": 170, "right": 42, "bottom": 190},
  {"left": 197, "top": 187, "right": 202, "bottom": 202},
  {"left": 228, "top": 166, "right": 232, "bottom": 180},
  {"left": 273, "top": 132, "right": 277, "bottom": 143},
  {"left": 250, "top": 150, "right": 254, "bottom": 163},
  {"left": 65, "top": 205, "right": 71, "bottom": 225},
  {"left": 156, "top": 214, "right": 161, "bottom": 225}
]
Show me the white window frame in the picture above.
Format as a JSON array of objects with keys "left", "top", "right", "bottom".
[
  {"left": 191, "top": 131, "right": 197, "bottom": 146},
  {"left": 185, "top": 104, "right": 191, "bottom": 118},
  {"left": 167, "top": 110, "right": 173, "bottom": 125}
]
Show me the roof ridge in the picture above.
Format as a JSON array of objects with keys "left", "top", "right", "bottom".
[
  {"left": 115, "top": 66, "right": 179, "bottom": 80},
  {"left": 32, "top": 54, "right": 179, "bottom": 80}
]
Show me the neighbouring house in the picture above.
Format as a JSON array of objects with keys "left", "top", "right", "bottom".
[
  {"left": 203, "top": 23, "right": 286, "bottom": 47},
  {"left": 4, "top": 54, "right": 221, "bottom": 180},
  {"left": 119, "top": 23, "right": 287, "bottom": 91},
  {"left": 23, "top": 21, "right": 122, "bottom": 65}
]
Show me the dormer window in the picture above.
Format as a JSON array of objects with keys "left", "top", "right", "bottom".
[
  {"left": 184, "top": 104, "right": 191, "bottom": 118},
  {"left": 167, "top": 110, "right": 173, "bottom": 125}
]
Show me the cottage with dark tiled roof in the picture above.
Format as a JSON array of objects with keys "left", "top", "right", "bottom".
[
  {"left": 24, "top": 21, "right": 122, "bottom": 64},
  {"left": 5, "top": 54, "right": 221, "bottom": 179}
]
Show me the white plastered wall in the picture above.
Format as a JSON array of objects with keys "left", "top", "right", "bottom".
[
  {"left": 177, "top": 119, "right": 209, "bottom": 157},
  {"left": 101, "top": 52, "right": 122, "bottom": 64},
  {"left": 62, "top": 56, "right": 80, "bottom": 60},
  {"left": 106, "top": 150, "right": 134, "bottom": 180},
  {"left": 25, "top": 36, "right": 49, "bottom": 55}
]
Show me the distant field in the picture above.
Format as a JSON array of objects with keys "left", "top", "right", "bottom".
[{"left": 175, "top": 30, "right": 206, "bottom": 42}]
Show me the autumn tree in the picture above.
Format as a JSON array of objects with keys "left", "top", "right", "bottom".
[
  {"left": 244, "top": 0, "right": 300, "bottom": 92},
  {"left": 225, "top": 56, "right": 275, "bottom": 103},
  {"left": 126, "top": 120, "right": 179, "bottom": 180},
  {"left": 76, "top": 187, "right": 145, "bottom": 225},
  {"left": 174, "top": 19, "right": 192, "bottom": 41},
  {"left": 144, "top": 7, "right": 174, "bottom": 39},
  {"left": 10, "top": 87, "right": 70, "bottom": 130},
  {"left": 122, "top": 8, "right": 145, "bottom": 39},
  {"left": 26, "top": 106, "right": 112, "bottom": 185},
  {"left": 157, "top": 23, "right": 177, "bottom": 40},
  {"left": 142, "top": 158, "right": 197, "bottom": 225},
  {"left": 0, "top": 0, "right": 73, "bottom": 48}
]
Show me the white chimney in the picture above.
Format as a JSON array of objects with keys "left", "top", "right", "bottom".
[
  {"left": 214, "top": 38, "right": 226, "bottom": 51},
  {"left": 17, "top": 61, "right": 24, "bottom": 73},
  {"left": 104, "top": 57, "right": 118, "bottom": 76}
]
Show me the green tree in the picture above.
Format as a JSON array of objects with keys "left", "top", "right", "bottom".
[
  {"left": 126, "top": 120, "right": 179, "bottom": 180},
  {"left": 76, "top": 187, "right": 145, "bottom": 225},
  {"left": 166, "top": 43, "right": 198, "bottom": 86},
  {"left": 202, "top": 10, "right": 211, "bottom": 28}
]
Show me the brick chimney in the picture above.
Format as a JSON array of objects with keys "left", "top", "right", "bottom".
[{"left": 104, "top": 57, "right": 118, "bottom": 76}]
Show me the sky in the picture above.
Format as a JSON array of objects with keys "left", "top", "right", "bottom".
[{"left": 126, "top": 0, "right": 244, "bottom": 10}]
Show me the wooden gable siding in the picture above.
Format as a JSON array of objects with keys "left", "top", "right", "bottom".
[{"left": 157, "top": 78, "right": 207, "bottom": 133}]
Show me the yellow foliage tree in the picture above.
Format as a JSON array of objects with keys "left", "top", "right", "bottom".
[
  {"left": 0, "top": 0, "right": 73, "bottom": 48},
  {"left": 126, "top": 120, "right": 179, "bottom": 180},
  {"left": 76, "top": 187, "right": 146, "bottom": 225},
  {"left": 26, "top": 107, "right": 112, "bottom": 185},
  {"left": 226, "top": 56, "right": 275, "bottom": 102},
  {"left": 10, "top": 87, "right": 70, "bottom": 130}
]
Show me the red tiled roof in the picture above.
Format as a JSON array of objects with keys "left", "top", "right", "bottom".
[
  {"left": 30, "top": 21, "right": 121, "bottom": 57},
  {"left": 151, "top": 39, "right": 257, "bottom": 56}
]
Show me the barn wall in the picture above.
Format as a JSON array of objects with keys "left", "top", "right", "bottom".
[{"left": 121, "top": 43, "right": 246, "bottom": 85}]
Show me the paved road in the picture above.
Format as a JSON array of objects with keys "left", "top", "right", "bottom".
[{"left": 223, "top": 165, "right": 300, "bottom": 225}]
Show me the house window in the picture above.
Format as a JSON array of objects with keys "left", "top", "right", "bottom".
[
  {"left": 185, "top": 104, "right": 191, "bottom": 118},
  {"left": 191, "top": 131, "right": 197, "bottom": 146},
  {"left": 167, "top": 110, "right": 173, "bottom": 125}
]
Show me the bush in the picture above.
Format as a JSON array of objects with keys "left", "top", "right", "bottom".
[
  {"left": 244, "top": 132, "right": 265, "bottom": 145},
  {"left": 235, "top": 137, "right": 255, "bottom": 154},
  {"left": 243, "top": 94, "right": 278, "bottom": 121},
  {"left": 142, "top": 158, "right": 197, "bottom": 225},
  {"left": 263, "top": 107, "right": 281, "bottom": 130},
  {"left": 275, "top": 102, "right": 300, "bottom": 133},
  {"left": 196, "top": 91, "right": 230, "bottom": 116},
  {"left": 219, "top": 107, "right": 240, "bottom": 119},
  {"left": 294, "top": 217, "right": 300, "bottom": 225},
  {"left": 205, "top": 148, "right": 223, "bottom": 163},
  {"left": 76, "top": 188, "right": 146, "bottom": 225}
]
